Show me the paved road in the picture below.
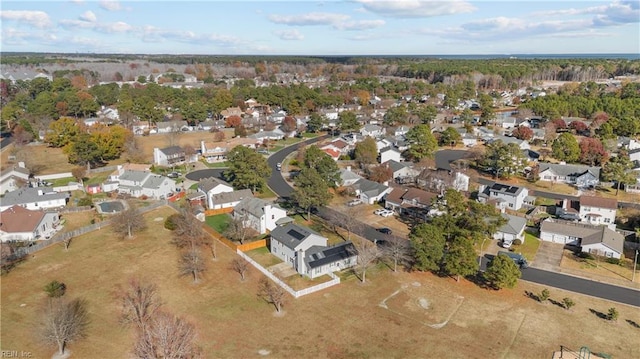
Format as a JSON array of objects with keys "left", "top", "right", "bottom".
[{"left": 265, "top": 141, "right": 640, "bottom": 307}]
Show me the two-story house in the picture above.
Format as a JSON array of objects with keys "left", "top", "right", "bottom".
[
  {"left": 385, "top": 187, "right": 438, "bottom": 220},
  {"left": 153, "top": 146, "right": 195, "bottom": 167},
  {"left": 270, "top": 223, "right": 357, "bottom": 279},
  {"left": 478, "top": 182, "right": 530, "bottom": 211},
  {"left": 114, "top": 170, "right": 176, "bottom": 200},
  {"left": 578, "top": 195, "right": 617, "bottom": 230},
  {"left": 379, "top": 146, "right": 403, "bottom": 164},
  {"left": 350, "top": 178, "right": 392, "bottom": 205},
  {"left": 197, "top": 177, "right": 234, "bottom": 209},
  {"left": 540, "top": 218, "right": 623, "bottom": 258},
  {"left": 233, "top": 197, "right": 288, "bottom": 234}
]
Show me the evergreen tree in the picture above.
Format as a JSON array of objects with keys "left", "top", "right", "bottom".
[
  {"left": 483, "top": 253, "right": 521, "bottom": 289},
  {"left": 409, "top": 223, "right": 445, "bottom": 272},
  {"left": 292, "top": 167, "right": 332, "bottom": 218},
  {"left": 224, "top": 146, "right": 272, "bottom": 192},
  {"left": 443, "top": 236, "right": 479, "bottom": 282},
  {"left": 552, "top": 133, "right": 580, "bottom": 163},
  {"left": 404, "top": 124, "right": 438, "bottom": 162}
]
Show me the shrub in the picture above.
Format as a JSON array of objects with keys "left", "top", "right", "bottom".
[
  {"left": 607, "top": 307, "right": 619, "bottom": 321},
  {"left": 513, "top": 239, "right": 523, "bottom": 246},
  {"left": 43, "top": 280, "right": 66, "bottom": 298},
  {"left": 605, "top": 257, "right": 621, "bottom": 265},
  {"left": 577, "top": 252, "right": 595, "bottom": 260},
  {"left": 140, "top": 195, "right": 148, "bottom": 200},
  {"left": 539, "top": 289, "right": 550, "bottom": 302},
  {"left": 164, "top": 213, "right": 181, "bottom": 231},
  {"left": 562, "top": 297, "right": 575, "bottom": 310},
  {"left": 289, "top": 160, "right": 298, "bottom": 166},
  {"left": 77, "top": 197, "right": 93, "bottom": 207}
]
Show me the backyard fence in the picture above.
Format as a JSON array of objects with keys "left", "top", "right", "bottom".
[
  {"left": 236, "top": 249, "right": 341, "bottom": 299},
  {"left": 87, "top": 165, "right": 119, "bottom": 174},
  {"left": 204, "top": 208, "right": 234, "bottom": 216}
]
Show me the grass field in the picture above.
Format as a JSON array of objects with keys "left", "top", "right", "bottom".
[{"left": 2, "top": 205, "right": 640, "bottom": 359}]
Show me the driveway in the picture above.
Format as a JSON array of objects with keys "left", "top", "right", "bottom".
[{"left": 531, "top": 241, "right": 564, "bottom": 271}]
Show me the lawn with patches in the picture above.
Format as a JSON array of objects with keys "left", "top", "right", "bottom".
[
  {"left": 85, "top": 172, "right": 111, "bottom": 186},
  {"left": 205, "top": 213, "right": 230, "bottom": 233},
  {"left": 51, "top": 176, "right": 76, "bottom": 186},
  {"left": 2, "top": 205, "right": 639, "bottom": 359},
  {"left": 255, "top": 186, "right": 276, "bottom": 199},
  {"left": 511, "top": 230, "right": 542, "bottom": 261},
  {"left": 245, "top": 247, "right": 283, "bottom": 267}
]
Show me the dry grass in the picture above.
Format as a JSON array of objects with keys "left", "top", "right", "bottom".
[
  {"left": 560, "top": 250, "right": 640, "bottom": 289},
  {"left": 1, "top": 144, "right": 78, "bottom": 174},
  {"left": 136, "top": 132, "right": 216, "bottom": 159},
  {"left": 2, "top": 206, "right": 640, "bottom": 359},
  {"left": 58, "top": 210, "right": 97, "bottom": 233}
]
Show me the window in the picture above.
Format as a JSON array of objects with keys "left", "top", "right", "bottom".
[
  {"left": 271, "top": 215, "right": 274, "bottom": 220},
  {"left": 604, "top": 218, "right": 610, "bottom": 223},
  {"left": 508, "top": 203, "right": 513, "bottom": 208}
]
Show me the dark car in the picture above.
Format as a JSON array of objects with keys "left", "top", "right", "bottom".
[{"left": 377, "top": 227, "right": 392, "bottom": 235}]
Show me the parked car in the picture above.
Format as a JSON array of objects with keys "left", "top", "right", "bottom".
[
  {"left": 379, "top": 210, "right": 394, "bottom": 217},
  {"left": 377, "top": 227, "right": 392, "bottom": 235},
  {"left": 373, "top": 208, "right": 386, "bottom": 215},
  {"left": 347, "top": 198, "right": 363, "bottom": 207},
  {"left": 276, "top": 162, "right": 282, "bottom": 171},
  {"left": 167, "top": 172, "right": 180, "bottom": 178}
]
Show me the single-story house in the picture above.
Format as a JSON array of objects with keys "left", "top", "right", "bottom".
[
  {"left": 385, "top": 160, "right": 419, "bottom": 183},
  {"left": 385, "top": 187, "right": 438, "bottom": 220},
  {"left": 207, "top": 189, "right": 253, "bottom": 210},
  {"left": 0, "top": 205, "right": 60, "bottom": 242},
  {"left": 493, "top": 214, "right": 527, "bottom": 247},
  {"left": 0, "top": 187, "right": 70, "bottom": 211},
  {"left": 539, "top": 219, "right": 624, "bottom": 259},
  {"left": 339, "top": 167, "right": 363, "bottom": 187},
  {"left": 360, "top": 124, "right": 385, "bottom": 138},
  {"left": 538, "top": 163, "right": 601, "bottom": 188},
  {"left": 0, "top": 163, "right": 31, "bottom": 194},
  {"left": 350, "top": 178, "right": 392, "bottom": 205}
]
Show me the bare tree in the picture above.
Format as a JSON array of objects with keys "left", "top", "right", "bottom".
[
  {"left": 172, "top": 211, "right": 210, "bottom": 250},
  {"left": 331, "top": 207, "right": 362, "bottom": 241},
  {"left": 166, "top": 127, "right": 182, "bottom": 147},
  {"left": 118, "top": 279, "right": 161, "bottom": 332},
  {"left": 179, "top": 248, "right": 206, "bottom": 283},
  {"left": 350, "top": 238, "right": 380, "bottom": 283},
  {"left": 62, "top": 237, "right": 72, "bottom": 251},
  {"left": 224, "top": 213, "right": 252, "bottom": 244},
  {"left": 208, "top": 241, "right": 218, "bottom": 261},
  {"left": 112, "top": 205, "right": 147, "bottom": 239},
  {"left": 380, "top": 236, "right": 411, "bottom": 272},
  {"left": 71, "top": 166, "right": 86, "bottom": 183},
  {"left": 39, "top": 298, "right": 90, "bottom": 356},
  {"left": 258, "top": 277, "right": 286, "bottom": 313},
  {"left": 133, "top": 311, "right": 201, "bottom": 359},
  {"left": 231, "top": 258, "right": 249, "bottom": 281}
]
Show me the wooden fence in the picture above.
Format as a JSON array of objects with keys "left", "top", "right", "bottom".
[
  {"left": 204, "top": 208, "right": 233, "bottom": 216},
  {"left": 201, "top": 225, "right": 266, "bottom": 252}
]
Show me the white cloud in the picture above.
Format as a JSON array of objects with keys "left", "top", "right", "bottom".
[
  {"left": 355, "top": 0, "right": 476, "bottom": 18},
  {"left": 273, "top": 29, "right": 304, "bottom": 41},
  {"left": 533, "top": 0, "right": 639, "bottom": 26},
  {"left": 69, "top": 0, "right": 85, "bottom": 4},
  {"left": 1, "top": 27, "right": 59, "bottom": 46},
  {"left": 0, "top": 10, "right": 52, "bottom": 28},
  {"left": 141, "top": 25, "right": 242, "bottom": 47},
  {"left": 79, "top": 10, "right": 97, "bottom": 22},
  {"left": 60, "top": 18, "right": 133, "bottom": 33},
  {"left": 334, "top": 19, "right": 385, "bottom": 31},
  {"left": 99, "top": 0, "right": 122, "bottom": 11},
  {"left": 268, "top": 12, "right": 350, "bottom": 26}
]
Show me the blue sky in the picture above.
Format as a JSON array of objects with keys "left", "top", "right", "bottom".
[{"left": 1, "top": 0, "right": 638, "bottom": 55}]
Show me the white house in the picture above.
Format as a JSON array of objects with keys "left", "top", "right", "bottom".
[
  {"left": 539, "top": 219, "right": 624, "bottom": 259},
  {"left": 0, "top": 163, "right": 30, "bottom": 194},
  {"left": 493, "top": 214, "right": 527, "bottom": 247},
  {"left": 578, "top": 195, "right": 617, "bottom": 230},
  {"left": 0, "top": 187, "right": 70, "bottom": 211},
  {"left": 478, "top": 182, "right": 529, "bottom": 211},
  {"left": 197, "top": 177, "right": 234, "bottom": 209},
  {"left": 153, "top": 146, "right": 197, "bottom": 167},
  {"left": 339, "top": 167, "right": 363, "bottom": 187},
  {"left": 379, "top": 147, "right": 402, "bottom": 164},
  {"left": 0, "top": 205, "right": 60, "bottom": 242},
  {"left": 233, "top": 197, "right": 288, "bottom": 234},
  {"left": 351, "top": 178, "right": 392, "bottom": 205},
  {"left": 115, "top": 170, "right": 176, "bottom": 200},
  {"left": 538, "top": 163, "right": 601, "bottom": 188},
  {"left": 360, "top": 124, "right": 385, "bottom": 138},
  {"left": 269, "top": 223, "right": 357, "bottom": 278},
  {"left": 156, "top": 120, "right": 189, "bottom": 133}
]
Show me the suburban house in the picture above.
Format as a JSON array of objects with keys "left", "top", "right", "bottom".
[
  {"left": 153, "top": 146, "right": 197, "bottom": 167},
  {"left": 537, "top": 163, "right": 601, "bottom": 188},
  {"left": 114, "top": 170, "right": 176, "bottom": 200},
  {"left": 629, "top": 148, "right": 640, "bottom": 163},
  {"left": 417, "top": 169, "right": 470, "bottom": 193},
  {"left": 339, "top": 167, "right": 363, "bottom": 187},
  {"left": 0, "top": 163, "right": 30, "bottom": 194},
  {"left": 379, "top": 146, "right": 403, "bottom": 164},
  {"left": 233, "top": 197, "right": 288, "bottom": 234},
  {"left": 197, "top": 177, "right": 234, "bottom": 209},
  {"left": 320, "top": 139, "right": 351, "bottom": 156},
  {"left": 394, "top": 125, "right": 410, "bottom": 137},
  {"left": 208, "top": 189, "right": 253, "bottom": 211},
  {"left": 220, "top": 107, "right": 243, "bottom": 118},
  {"left": 156, "top": 120, "right": 190, "bottom": 133},
  {"left": 0, "top": 187, "right": 70, "bottom": 211},
  {"left": 0, "top": 205, "right": 60, "bottom": 242},
  {"left": 578, "top": 196, "right": 617, "bottom": 229},
  {"left": 248, "top": 128, "right": 285, "bottom": 143},
  {"left": 478, "top": 182, "right": 530, "bottom": 211},
  {"left": 384, "top": 160, "right": 420, "bottom": 183},
  {"left": 493, "top": 214, "right": 527, "bottom": 247},
  {"left": 351, "top": 178, "right": 392, "bottom": 205},
  {"left": 321, "top": 148, "right": 341, "bottom": 161},
  {"left": 360, "top": 124, "right": 385, "bottom": 138},
  {"left": 269, "top": 223, "right": 357, "bottom": 279},
  {"left": 488, "top": 136, "right": 531, "bottom": 150},
  {"left": 539, "top": 219, "right": 624, "bottom": 259},
  {"left": 385, "top": 186, "right": 438, "bottom": 219}
]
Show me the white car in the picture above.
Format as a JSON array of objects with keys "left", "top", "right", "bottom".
[
  {"left": 379, "top": 210, "right": 394, "bottom": 217},
  {"left": 373, "top": 208, "right": 386, "bottom": 215}
]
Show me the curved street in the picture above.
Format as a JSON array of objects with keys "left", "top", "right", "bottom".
[{"left": 261, "top": 138, "right": 640, "bottom": 307}]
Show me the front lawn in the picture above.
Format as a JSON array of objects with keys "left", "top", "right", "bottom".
[
  {"left": 511, "top": 229, "right": 542, "bottom": 261},
  {"left": 205, "top": 213, "right": 230, "bottom": 233}
]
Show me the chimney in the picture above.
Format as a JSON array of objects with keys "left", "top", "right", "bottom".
[
  {"left": 346, "top": 166, "right": 351, "bottom": 172},
  {"left": 38, "top": 189, "right": 43, "bottom": 196}
]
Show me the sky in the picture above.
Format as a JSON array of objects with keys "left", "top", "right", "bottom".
[{"left": 1, "top": 0, "right": 639, "bottom": 55}]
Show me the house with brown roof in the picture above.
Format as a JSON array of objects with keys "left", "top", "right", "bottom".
[
  {"left": 578, "top": 195, "right": 617, "bottom": 230},
  {"left": 0, "top": 205, "right": 60, "bottom": 242},
  {"left": 385, "top": 186, "right": 438, "bottom": 220},
  {"left": 540, "top": 218, "right": 624, "bottom": 259}
]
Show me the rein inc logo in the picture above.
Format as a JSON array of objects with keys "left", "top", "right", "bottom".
[{"left": 1, "top": 351, "right": 32, "bottom": 358}]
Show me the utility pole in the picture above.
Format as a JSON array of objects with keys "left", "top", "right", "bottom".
[{"left": 633, "top": 249, "right": 639, "bottom": 283}]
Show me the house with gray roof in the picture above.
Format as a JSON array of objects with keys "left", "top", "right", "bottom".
[
  {"left": 155, "top": 120, "right": 189, "bottom": 133},
  {"left": 478, "top": 182, "right": 530, "bottom": 211},
  {"left": 360, "top": 124, "right": 385, "bottom": 138},
  {"left": 207, "top": 189, "right": 253, "bottom": 211},
  {"left": 0, "top": 187, "right": 70, "bottom": 211},
  {"left": 0, "top": 163, "right": 31, "bottom": 194},
  {"left": 114, "top": 170, "right": 175, "bottom": 200},
  {"left": 339, "top": 166, "right": 363, "bottom": 186},
  {"left": 538, "top": 162, "right": 600, "bottom": 188},
  {"left": 540, "top": 218, "right": 624, "bottom": 259},
  {"left": 197, "top": 177, "right": 234, "bottom": 209},
  {"left": 488, "top": 135, "right": 531, "bottom": 150},
  {"left": 493, "top": 214, "right": 527, "bottom": 247},
  {"left": 270, "top": 223, "right": 357, "bottom": 278},
  {"left": 384, "top": 160, "right": 419, "bottom": 182},
  {"left": 153, "top": 146, "right": 197, "bottom": 167},
  {"left": 351, "top": 178, "right": 392, "bottom": 205},
  {"left": 233, "top": 197, "right": 287, "bottom": 234}
]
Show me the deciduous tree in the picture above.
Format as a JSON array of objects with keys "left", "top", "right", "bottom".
[
  {"left": 350, "top": 238, "right": 379, "bottom": 283},
  {"left": 258, "top": 277, "right": 286, "bottom": 313},
  {"left": 39, "top": 298, "right": 90, "bottom": 356},
  {"left": 562, "top": 297, "right": 575, "bottom": 310},
  {"left": 179, "top": 248, "right": 206, "bottom": 283},
  {"left": 133, "top": 311, "right": 200, "bottom": 359},
  {"left": 231, "top": 258, "right": 249, "bottom": 281},
  {"left": 381, "top": 236, "right": 411, "bottom": 272},
  {"left": 511, "top": 126, "right": 533, "bottom": 141},
  {"left": 303, "top": 145, "right": 340, "bottom": 187},
  {"left": 118, "top": 279, "right": 161, "bottom": 331},
  {"left": 338, "top": 111, "right": 359, "bottom": 132},
  {"left": 552, "top": 133, "right": 580, "bottom": 163},
  {"left": 281, "top": 116, "right": 297, "bottom": 134},
  {"left": 367, "top": 164, "right": 393, "bottom": 183},
  {"left": 438, "top": 126, "right": 462, "bottom": 146},
  {"left": 112, "top": 205, "right": 147, "bottom": 239},
  {"left": 579, "top": 137, "right": 608, "bottom": 166},
  {"left": 354, "top": 136, "right": 378, "bottom": 167}
]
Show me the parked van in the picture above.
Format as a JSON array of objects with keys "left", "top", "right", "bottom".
[{"left": 496, "top": 251, "right": 529, "bottom": 269}]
